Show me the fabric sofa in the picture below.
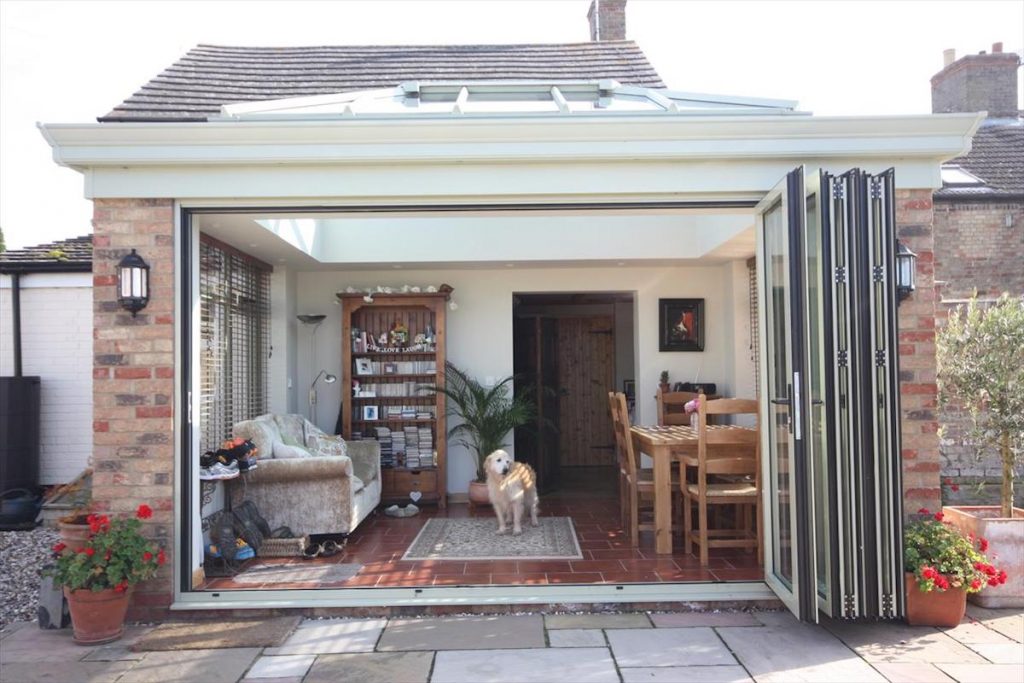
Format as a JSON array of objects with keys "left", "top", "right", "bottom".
[{"left": 229, "top": 414, "right": 381, "bottom": 535}]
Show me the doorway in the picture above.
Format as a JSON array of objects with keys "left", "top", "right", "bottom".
[{"left": 512, "top": 292, "right": 635, "bottom": 496}]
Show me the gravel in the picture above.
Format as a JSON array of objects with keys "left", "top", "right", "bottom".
[{"left": 0, "top": 527, "right": 60, "bottom": 629}]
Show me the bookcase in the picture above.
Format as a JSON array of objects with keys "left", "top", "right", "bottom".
[{"left": 337, "top": 291, "right": 449, "bottom": 508}]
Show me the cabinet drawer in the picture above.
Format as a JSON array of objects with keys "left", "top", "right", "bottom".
[{"left": 393, "top": 469, "right": 438, "bottom": 494}]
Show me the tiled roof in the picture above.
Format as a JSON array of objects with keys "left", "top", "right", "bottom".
[
  {"left": 0, "top": 235, "right": 93, "bottom": 272},
  {"left": 937, "top": 121, "right": 1024, "bottom": 199},
  {"left": 100, "top": 42, "right": 666, "bottom": 122}
]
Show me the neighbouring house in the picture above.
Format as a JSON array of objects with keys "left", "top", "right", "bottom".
[
  {"left": 930, "top": 43, "right": 1024, "bottom": 507},
  {"left": 37, "top": 0, "right": 980, "bottom": 622},
  {"left": 0, "top": 236, "right": 94, "bottom": 487}
]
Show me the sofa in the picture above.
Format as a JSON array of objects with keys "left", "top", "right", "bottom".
[{"left": 229, "top": 414, "right": 381, "bottom": 535}]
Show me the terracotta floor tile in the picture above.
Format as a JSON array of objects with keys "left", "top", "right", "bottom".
[
  {"left": 618, "top": 558, "right": 684, "bottom": 572},
  {"left": 492, "top": 572, "right": 548, "bottom": 585},
  {"left": 569, "top": 560, "right": 625, "bottom": 573},
  {"left": 432, "top": 573, "right": 492, "bottom": 586},
  {"left": 711, "top": 567, "right": 764, "bottom": 582},
  {"left": 463, "top": 560, "right": 519, "bottom": 573},
  {"left": 587, "top": 548, "right": 649, "bottom": 560},
  {"left": 656, "top": 568, "right": 717, "bottom": 582},
  {"left": 578, "top": 540, "right": 613, "bottom": 550},
  {"left": 600, "top": 571, "right": 662, "bottom": 583},
  {"left": 546, "top": 572, "right": 604, "bottom": 584},
  {"left": 517, "top": 560, "right": 574, "bottom": 573}
]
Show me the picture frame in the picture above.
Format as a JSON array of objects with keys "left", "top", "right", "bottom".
[
  {"left": 623, "top": 379, "right": 635, "bottom": 399},
  {"left": 362, "top": 405, "right": 379, "bottom": 421},
  {"left": 355, "top": 357, "right": 373, "bottom": 375},
  {"left": 383, "top": 362, "right": 398, "bottom": 374},
  {"left": 659, "top": 298, "right": 705, "bottom": 352}
]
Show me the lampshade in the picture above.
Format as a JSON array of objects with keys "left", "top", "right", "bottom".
[{"left": 117, "top": 249, "right": 150, "bottom": 317}]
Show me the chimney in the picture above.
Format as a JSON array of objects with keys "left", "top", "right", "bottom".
[
  {"left": 931, "top": 43, "right": 1021, "bottom": 118},
  {"left": 588, "top": 0, "right": 627, "bottom": 41}
]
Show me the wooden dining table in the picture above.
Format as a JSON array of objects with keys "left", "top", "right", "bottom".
[{"left": 630, "top": 424, "right": 758, "bottom": 555}]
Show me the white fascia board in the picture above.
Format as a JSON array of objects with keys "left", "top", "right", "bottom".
[{"left": 39, "top": 113, "right": 983, "bottom": 170}]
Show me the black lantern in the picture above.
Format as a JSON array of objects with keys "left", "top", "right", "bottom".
[
  {"left": 117, "top": 249, "right": 150, "bottom": 316},
  {"left": 896, "top": 240, "right": 917, "bottom": 302}
]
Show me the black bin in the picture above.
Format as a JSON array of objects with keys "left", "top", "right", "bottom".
[{"left": 0, "top": 376, "right": 41, "bottom": 493}]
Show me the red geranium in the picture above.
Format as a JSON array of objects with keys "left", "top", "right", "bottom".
[
  {"left": 978, "top": 537, "right": 989, "bottom": 552},
  {"left": 933, "top": 511, "right": 945, "bottom": 522},
  {"left": 143, "top": 551, "right": 153, "bottom": 562},
  {"left": 52, "top": 542, "right": 66, "bottom": 554},
  {"left": 157, "top": 549, "right": 166, "bottom": 565},
  {"left": 136, "top": 504, "right": 153, "bottom": 519},
  {"left": 84, "top": 547, "right": 95, "bottom": 557},
  {"left": 970, "top": 579, "right": 982, "bottom": 590},
  {"left": 917, "top": 508, "right": 930, "bottom": 515}
]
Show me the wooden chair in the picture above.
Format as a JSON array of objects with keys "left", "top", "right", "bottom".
[
  {"left": 655, "top": 389, "right": 700, "bottom": 426},
  {"left": 608, "top": 392, "right": 682, "bottom": 547},
  {"left": 679, "top": 398, "right": 761, "bottom": 566}
]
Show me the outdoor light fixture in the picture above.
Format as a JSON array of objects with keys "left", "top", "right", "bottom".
[
  {"left": 895, "top": 240, "right": 917, "bottom": 302},
  {"left": 117, "top": 249, "right": 150, "bottom": 317}
]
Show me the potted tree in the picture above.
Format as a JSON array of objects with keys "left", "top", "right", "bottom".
[
  {"left": 48, "top": 504, "right": 164, "bottom": 644},
  {"left": 904, "top": 508, "right": 1006, "bottom": 627},
  {"left": 432, "top": 362, "right": 535, "bottom": 506},
  {"left": 937, "top": 294, "right": 1024, "bottom": 607}
]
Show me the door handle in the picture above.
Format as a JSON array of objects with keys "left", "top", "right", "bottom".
[{"left": 770, "top": 398, "right": 791, "bottom": 405}]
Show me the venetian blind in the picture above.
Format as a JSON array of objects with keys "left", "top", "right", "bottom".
[{"left": 199, "top": 235, "right": 271, "bottom": 452}]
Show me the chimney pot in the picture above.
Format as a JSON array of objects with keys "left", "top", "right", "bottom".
[
  {"left": 943, "top": 48, "right": 956, "bottom": 67},
  {"left": 931, "top": 42, "right": 1019, "bottom": 117},
  {"left": 992, "top": 42, "right": 1003, "bottom": 53}
]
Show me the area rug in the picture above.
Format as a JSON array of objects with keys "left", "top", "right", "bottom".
[
  {"left": 402, "top": 517, "right": 583, "bottom": 560},
  {"left": 132, "top": 616, "right": 301, "bottom": 651},
  {"left": 232, "top": 562, "right": 363, "bottom": 585}
]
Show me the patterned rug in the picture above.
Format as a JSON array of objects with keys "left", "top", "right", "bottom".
[
  {"left": 402, "top": 517, "right": 583, "bottom": 560},
  {"left": 233, "top": 562, "right": 362, "bottom": 585}
]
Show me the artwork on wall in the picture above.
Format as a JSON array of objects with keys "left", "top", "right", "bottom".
[
  {"left": 659, "top": 298, "right": 705, "bottom": 352},
  {"left": 362, "top": 405, "right": 379, "bottom": 421}
]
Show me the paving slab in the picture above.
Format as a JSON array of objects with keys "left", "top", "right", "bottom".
[
  {"left": 117, "top": 648, "right": 260, "bottom": 683},
  {"left": 750, "top": 610, "right": 800, "bottom": 628},
  {"left": 0, "top": 625, "right": 91, "bottom": 663},
  {"left": 304, "top": 652, "right": 434, "bottom": 683},
  {"left": 545, "top": 613, "right": 651, "bottom": 630},
  {"left": 432, "top": 647, "right": 618, "bottom": 683},
  {"left": 650, "top": 611, "right": 760, "bottom": 628},
  {"left": 964, "top": 605, "right": 1024, "bottom": 643},
  {"left": 824, "top": 620, "right": 987, "bottom": 664},
  {"left": 966, "top": 642, "right": 1024, "bottom": 664},
  {"left": 265, "top": 618, "right": 387, "bottom": 655},
  {"left": 607, "top": 627, "right": 737, "bottom": 668},
  {"left": 935, "top": 663, "right": 1024, "bottom": 683},
  {"left": 80, "top": 626, "right": 154, "bottom": 661},
  {"left": 0, "top": 621, "right": 32, "bottom": 640},
  {"left": 620, "top": 666, "right": 753, "bottom": 682},
  {"left": 246, "top": 654, "right": 316, "bottom": 679},
  {"left": 940, "top": 619, "right": 1014, "bottom": 644},
  {"left": 0, "top": 661, "right": 136, "bottom": 683},
  {"left": 378, "top": 615, "right": 544, "bottom": 651},
  {"left": 240, "top": 678, "right": 304, "bottom": 683},
  {"left": 548, "top": 629, "right": 606, "bottom": 648},
  {"left": 868, "top": 662, "right": 956, "bottom": 682},
  {"left": 719, "top": 625, "right": 886, "bottom": 682}
]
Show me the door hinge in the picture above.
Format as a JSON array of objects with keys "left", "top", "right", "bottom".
[
  {"left": 832, "top": 182, "right": 845, "bottom": 200},
  {"left": 870, "top": 178, "right": 882, "bottom": 200},
  {"left": 875, "top": 349, "right": 886, "bottom": 367},
  {"left": 844, "top": 593, "right": 857, "bottom": 619},
  {"left": 872, "top": 265, "right": 885, "bottom": 283},
  {"left": 837, "top": 350, "right": 848, "bottom": 368},
  {"left": 834, "top": 266, "right": 847, "bottom": 284},
  {"left": 881, "top": 593, "right": 895, "bottom": 617}
]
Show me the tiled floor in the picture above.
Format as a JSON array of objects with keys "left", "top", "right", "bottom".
[{"left": 200, "top": 488, "right": 764, "bottom": 590}]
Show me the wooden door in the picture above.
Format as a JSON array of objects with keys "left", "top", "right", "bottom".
[
  {"left": 513, "top": 316, "right": 561, "bottom": 493},
  {"left": 557, "top": 316, "right": 616, "bottom": 468}
]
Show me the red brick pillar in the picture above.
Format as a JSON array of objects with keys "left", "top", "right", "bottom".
[
  {"left": 895, "top": 190, "right": 941, "bottom": 515},
  {"left": 92, "top": 198, "right": 176, "bottom": 620}
]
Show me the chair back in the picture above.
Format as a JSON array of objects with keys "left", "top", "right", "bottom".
[
  {"left": 656, "top": 388, "right": 701, "bottom": 426},
  {"left": 608, "top": 391, "right": 639, "bottom": 482},
  {"left": 697, "top": 398, "right": 760, "bottom": 478}
]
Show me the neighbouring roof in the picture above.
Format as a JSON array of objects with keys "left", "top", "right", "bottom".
[
  {"left": 937, "top": 121, "right": 1024, "bottom": 199},
  {"left": 0, "top": 235, "right": 93, "bottom": 273},
  {"left": 100, "top": 42, "right": 667, "bottom": 122}
]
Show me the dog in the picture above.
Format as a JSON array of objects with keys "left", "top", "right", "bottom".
[{"left": 483, "top": 450, "right": 539, "bottom": 536}]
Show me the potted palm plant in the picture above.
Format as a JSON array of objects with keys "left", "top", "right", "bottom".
[
  {"left": 48, "top": 504, "right": 165, "bottom": 644},
  {"left": 937, "top": 294, "right": 1023, "bottom": 607},
  {"left": 431, "top": 362, "right": 535, "bottom": 506}
]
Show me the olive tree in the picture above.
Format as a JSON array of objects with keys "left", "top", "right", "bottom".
[{"left": 937, "top": 294, "right": 1024, "bottom": 517}]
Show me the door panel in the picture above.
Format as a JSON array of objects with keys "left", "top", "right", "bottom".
[
  {"left": 513, "top": 316, "right": 561, "bottom": 493},
  {"left": 557, "top": 317, "right": 615, "bottom": 468}
]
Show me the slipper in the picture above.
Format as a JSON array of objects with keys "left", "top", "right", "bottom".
[
  {"left": 320, "top": 540, "right": 341, "bottom": 558},
  {"left": 302, "top": 543, "right": 322, "bottom": 560},
  {"left": 384, "top": 505, "right": 404, "bottom": 518}
]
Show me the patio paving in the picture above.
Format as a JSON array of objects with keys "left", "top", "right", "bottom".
[{"left": 0, "top": 606, "right": 1020, "bottom": 682}]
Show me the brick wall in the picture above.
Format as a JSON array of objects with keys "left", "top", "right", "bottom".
[
  {"left": 934, "top": 199, "right": 1024, "bottom": 506},
  {"left": 896, "top": 189, "right": 942, "bottom": 515},
  {"left": 91, "top": 199, "right": 176, "bottom": 621},
  {"left": 588, "top": 0, "right": 626, "bottom": 41},
  {"left": 930, "top": 51, "right": 1020, "bottom": 118}
]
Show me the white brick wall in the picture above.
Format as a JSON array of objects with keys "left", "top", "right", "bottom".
[{"left": 0, "top": 273, "right": 93, "bottom": 484}]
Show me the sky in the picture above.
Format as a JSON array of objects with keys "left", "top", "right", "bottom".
[{"left": 1, "top": 0, "right": 1022, "bottom": 250}]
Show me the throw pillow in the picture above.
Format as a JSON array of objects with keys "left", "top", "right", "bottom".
[{"left": 272, "top": 442, "right": 312, "bottom": 459}]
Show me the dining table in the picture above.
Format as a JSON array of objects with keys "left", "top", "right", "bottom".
[{"left": 629, "top": 423, "right": 758, "bottom": 555}]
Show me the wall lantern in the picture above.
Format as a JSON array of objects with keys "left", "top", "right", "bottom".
[
  {"left": 117, "top": 249, "right": 150, "bottom": 316},
  {"left": 896, "top": 240, "right": 917, "bottom": 302}
]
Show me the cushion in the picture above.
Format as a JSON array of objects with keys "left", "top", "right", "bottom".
[
  {"left": 273, "top": 414, "right": 307, "bottom": 445},
  {"left": 232, "top": 419, "right": 279, "bottom": 458},
  {"left": 350, "top": 455, "right": 376, "bottom": 484},
  {"left": 306, "top": 432, "right": 348, "bottom": 459},
  {"left": 349, "top": 474, "right": 366, "bottom": 494},
  {"left": 272, "top": 441, "right": 312, "bottom": 459}
]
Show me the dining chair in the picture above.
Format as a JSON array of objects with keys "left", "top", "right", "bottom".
[
  {"left": 679, "top": 397, "right": 761, "bottom": 566},
  {"left": 655, "top": 388, "right": 700, "bottom": 426}
]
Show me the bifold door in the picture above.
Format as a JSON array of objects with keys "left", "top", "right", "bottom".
[{"left": 757, "top": 167, "right": 904, "bottom": 622}]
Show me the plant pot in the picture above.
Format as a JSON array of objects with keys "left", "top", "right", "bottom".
[
  {"left": 942, "top": 505, "right": 1024, "bottom": 608},
  {"left": 58, "top": 521, "right": 92, "bottom": 552},
  {"left": 468, "top": 481, "right": 490, "bottom": 507},
  {"left": 63, "top": 587, "right": 131, "bottom": 645},
  {"left": 659, "top": 383, "right": 671, "bottom": 395},
  {"left": 905, "top": 573, "right": 966, "bottom": 627}
]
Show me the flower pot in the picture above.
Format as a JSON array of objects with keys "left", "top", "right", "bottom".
[
  {"left": 905, "top": 573, "right": 966, "bottom": 628},
  {"left": 58, "top": 521, "right": 92, "bottom": 552},
  {"left": 63, "top": 587, "right": 131, "bottom": 645},
  {"left": 943, "top": 505, "right": 1024, "bottom": 608},
  {"left": 468, "top": 481, "right": 490, "bottom": 507}
]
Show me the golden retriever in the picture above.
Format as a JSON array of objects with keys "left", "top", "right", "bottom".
[{"left": 484, "top": 449, "right": 539, "bottom": 535}]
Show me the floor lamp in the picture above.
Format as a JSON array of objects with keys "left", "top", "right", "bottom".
[{"left": 298, "top": 314, "right": 332, "bottom": 424}]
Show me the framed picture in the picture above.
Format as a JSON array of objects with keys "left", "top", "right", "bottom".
[
  {"left": 659, "top": 298, "right": 705, "bottom": 352},
  {"left": 362, "top": 405, "right": 379, "bottom": 421},
  {"left": 355, "top": 358, "right": 373, "bottom": 375},
  {"left": 623, "top": 379, "right": 635, "bottom": 399},
  {"left": 383, "top": 362, "right": 398, "bottom": 374}
]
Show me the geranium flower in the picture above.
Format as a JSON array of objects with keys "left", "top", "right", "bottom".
[
  {"left": 970, "top": 579, "right": 982, "bottom": 590},
  {"left": 933, "top": 511, "right": 944, "bottom": 522},
  {"left": 84, "top": 547, "right": 95, "bottom": 557},
  {"left": 997, "top": 570, "right": 1008, "bottom": 585},
  {"left": 143, "top": 551, "right": 153, "bottom": 562},
  {"left": 52, "top": 542, "right": 66, "bottom": 553},
  {"left": 921, "top": 566, "right": 937, "bottom": 580},
  {"left": 136, "top": 504, "right": 153, "bottom": 519},
  {"left": 917, "top": 507, "right": 930, "bottom": 515},
  {"left": 988, "top": 577, "right": 1000, "bottom": 587},
  {"left": 157, "top": 549, "right": 166, "bottom": 565},
  {"left": 978, "top": 537, "right": 989, "bottom": 552},
  {"left": 114, "top": 580, "right": 129, "bottom": 593}
]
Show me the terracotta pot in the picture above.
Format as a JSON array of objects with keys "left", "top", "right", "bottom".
[
  {"left": 64, "top": 587, "right": 131, "bottom": 645},
  {"left": 943, "top": 505, "right": 1024, "bottom": 608},
  {"left": 468, "top": 480, "right": 490, "bottom": 507},
  {"left": 58, "top": 521, "right": 92, "bottom": 552},
  {"left": 905, "top": 573, "right": 966, "bottom": 628}
]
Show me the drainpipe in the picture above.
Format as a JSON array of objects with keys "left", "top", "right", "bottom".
[{"left": 11, "top": 272, "right": 22, "bottom": 377}]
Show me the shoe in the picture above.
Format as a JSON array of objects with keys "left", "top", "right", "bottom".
[
  {"left": 384, "top": 505, "right": 403, "bottom": 518},
  {"left": 234, "top": 538, "right": 255, "bottom": 560},
  {"left": 205, "top": 543, "right": 222, "bottom": 558},
  {"left": 205, "top": 462, "right": 239, "bottom": 480},
  {"left": 302, "top": 543, "right": 322, "bottom": 560},
  {"left": 320, "top": 540, "right": 341, "bottom": 558},
  {"left": 401, "top": 504, "right": 420, "bottom": 517}
]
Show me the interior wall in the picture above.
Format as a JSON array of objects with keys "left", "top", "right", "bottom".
[
  {"left": 283, "top": 262, "right": 753, "bottom": 495},
  {"left": 269, "top": 266, "right": 298, "bottom": 416}
]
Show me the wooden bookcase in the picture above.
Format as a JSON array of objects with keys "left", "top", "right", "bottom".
[{"left": 337, "top": 291, "right": 449, "bottom": 508}]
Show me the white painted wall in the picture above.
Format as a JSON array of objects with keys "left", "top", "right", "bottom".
[
  {"left": 268, "top": 266, "right": 299, "bottom": 416},
  {"left": 280, "top": 262, "right": 754, "bottom": 495},
  {"left": 0, "top": 273, "right": 93, "bottom": 484}
]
